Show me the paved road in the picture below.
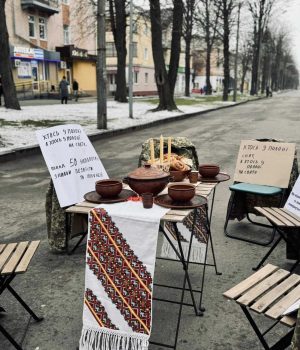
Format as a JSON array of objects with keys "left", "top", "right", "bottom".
[{"left": 0, "top": 90, "right": 299, "bottom": 349}]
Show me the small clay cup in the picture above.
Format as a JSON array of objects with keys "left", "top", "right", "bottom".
[
  {"left": 141, "top": 193, "right": 153, "bottom": 209},
  {"left": 169, "top": 170, "right": 187, "bottom": 182},
  {"left": 198, "top": 164, "right": 220, "bottom": 178},
  {"left": 168, "top": 184, "right": 195, "bottom": 202},
  {"left": 95, "top": 179, "right": 122, "bottom": 198},
  {"left": 189, "top": 171, "right": 199, "bottom": 184}
]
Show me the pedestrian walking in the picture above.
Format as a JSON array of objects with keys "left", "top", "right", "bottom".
[
  {"left": 0, "top": 75, "right": 3, "bottom": 107},
  {"left": 266, "top": 86, "right": 272, "bottom": 98},
  {"left": 59, "top": 76, "right": 69, "bottom": 104},
  {"left": 73, "top": 79, "right": 79, "bottom": 102}
]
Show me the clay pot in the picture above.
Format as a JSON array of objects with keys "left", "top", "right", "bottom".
[
  {"left": 199, "top": 164, "right": 220, "bottom": 178},
  {"left": 168, "top": 184, "right": 195, "bottom": 202},
  {"left": 95, "top": 179, "right": 123, "bottom": 198},
  {"left": 124, "top": 164, "right": 171, "bottom": 196}
]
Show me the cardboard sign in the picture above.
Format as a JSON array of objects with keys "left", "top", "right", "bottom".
[
  {"left": 234, "top": 140, "right": 295, "bottom": 188},
  {"left": 284, "top": 176, "right": 300, "bottom": 217},
  {"left": 36, "top": 124, "right": 108, "bottom": 207}
]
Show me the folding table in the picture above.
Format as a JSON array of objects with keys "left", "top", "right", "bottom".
[{"left": 66, "top": 181, "right": 221, "bottom": 349}]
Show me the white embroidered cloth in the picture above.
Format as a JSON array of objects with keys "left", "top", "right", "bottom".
[{"left": 79, "top": 201, "right": 168, "bottom": 350}]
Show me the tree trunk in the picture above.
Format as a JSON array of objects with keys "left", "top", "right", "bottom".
[
  {"left": 0, "top": 0, "right": 20, "bottom": 110},
  {"left": 149, "top": 0, "right": 177, "bottom": 111},
  {"left": 222, "top": 9, "right": 230, "bottom": 101},
  {"left": 109, "top": 0, "right": 127, "bottom": 102},
  {"left": 205, "top": 48, "right": 212, "bottom": 95},
  {"left": 185, "top": 38, "right": 191, "bottom": 97},
  {"left": 168, "top": 0, "right": 184, "bottom": 95}
]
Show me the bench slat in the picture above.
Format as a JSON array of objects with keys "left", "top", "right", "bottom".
[
  {"left": 162, "top": 214, "right": 185, "bottom": 223},
  {"left": 0, "top": 243, "right": 18, "bottom": 272},
  {"left": 251, "top": 274, "right": 300, "bottom": 313},
  {"left": 271, "top": 208, "right": 300, "bottom": 226},
  {"left": 223, "top": 264, "right": 279, "bottom": 300},
  {"left": 280, "top": 209, "right": 300, "bottom": 225},
  {"left": 65, "top": 206, "right": 91, "bottom": 215},
  {"left": 237, "top": 269, "right": 290, "bottom": 306},
  {"left": 1, "top": 242, "right": 29, "bottom": 275},
  {"left": 280, "top": 315, "right": 297, "bottom": 327},
  {"left": 265, "top": 284, "right": 300, "bottom": 320},
  {"left": 15, "top": 241, "right": 40, "bottom": 274},
  {"left": 254, "top": 207, "right": 286, "bottom": 226},
  {"left": 0, "top": 244, "right": 6, "bottom": 254},
  {"left": 263, "top": 208, "right": 296, "bottom": 227}
]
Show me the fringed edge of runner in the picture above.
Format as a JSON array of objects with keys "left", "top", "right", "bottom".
[
  {"left": 161, "top": 239, "right": 206, "bottom": 264},
  {"left": 79, "top": 326, "right": 149, "bottom": 350}
]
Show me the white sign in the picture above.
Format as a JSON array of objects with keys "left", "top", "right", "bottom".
[
  {"left": 284, "top": 176, "right": 300, "bottom": 218},
  {"left": 234, "top": 140, "right": 295, "bottom": 188},
  {"left": 36, "top": 124, "right": 108, "bottom": 207}
]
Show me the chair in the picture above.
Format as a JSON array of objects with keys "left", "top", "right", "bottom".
[
  {"left": 252, "top": 175, "right": 300, "bottom": 271},
  {"left": 224, "top": 140, "right": 297, "bottom": 246},
  {"left": 223, "top": 264, "right": 298, "bottom": 350},
  {"left": 0, "top": 241, "right": 43, "bottom": 350}
]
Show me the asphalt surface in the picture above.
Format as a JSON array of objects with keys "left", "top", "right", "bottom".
[{"left": 0, "top": 90, "right": 299, "bottom": 350}]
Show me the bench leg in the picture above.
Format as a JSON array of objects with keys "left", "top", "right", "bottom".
[
  {"left": 270, "top": 328, "right": 294, "bottom": 350},
  {"left": 7, "top": 285, "right": 43, "bottom": 322},
  {"left": 241, "top": 305, "right": 270, "bottom": 349},
  {"left": 0, "top": 323, "right": 23, "bottom": 350}
]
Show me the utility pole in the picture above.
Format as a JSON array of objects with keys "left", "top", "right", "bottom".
[
  {"left": 233, "top": 2, "right": 241, "bottom": 102},
  {"left": 128, "top": 0, "right": 134, "bottom": 119},
  {"left": 97, "top": 0, "right": 107, "bottom": 129}
]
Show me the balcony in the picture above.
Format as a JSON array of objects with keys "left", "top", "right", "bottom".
[{"left": 21, "top": 0, "right": 59, "bottom": 15}]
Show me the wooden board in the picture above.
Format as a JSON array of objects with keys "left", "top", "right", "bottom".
[
  {"left": 263, "top": 208, "right": 295, "bottom": 227},
  {"left": 15, "top": 241, "right": 40, "bottom": 274},
  {"left": 223, "top": 264, "right": 279, "bottom": 300},
  {"left": 0, "top": 244, "right": 6, "bottom": 254},
  {"left": 0, "top": 243, "right": 18, "bottom": 272},
  {"left": 237, "top": 269, "right": 290, "bottom": 306},
  {"left": 1, "top": 242, "right": 28, "bottom": 275},
  {"left": 274, "top": 208, "right": 300, "bottom": 226},
  {"left": 254, "top": 207, "right": 286, "bottom": 227}
]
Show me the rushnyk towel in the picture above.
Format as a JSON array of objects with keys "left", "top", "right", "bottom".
[
  {"left": 161, "top": 207, "right": 209, "bottom": 264},
  {"left": 79, "top": 201, "right": 168, "bottom": 350}
]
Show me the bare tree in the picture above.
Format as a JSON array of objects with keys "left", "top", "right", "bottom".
[
  {"left": 248, "top": 0, "right": 277, "bottom": 95},
  {"left": 149, "top": 0, "right": 184, "bottom": 111},
  {"left": 239, "top": 39, "right": 252, "bottom": 93},
  {"left": 183, "top": 0, "right": 198, "bottom": 96},
  {"left": 195, "top": 0, "right": 221, "bottom": 95},
  {"left": 216, "top": 0, "right": 236, "bottom": 101},
  {"left": 0, "top": 0, "right": 20, "bottom": 110}
]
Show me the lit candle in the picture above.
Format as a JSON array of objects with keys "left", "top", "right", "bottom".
[
  {"left": 150, "top": 139, "right": 155, "bottom": 164},
  {"left": 160, "top": 135, "right": 164, "bottom": 165},
  {"left": 167, "top": 137, "right": 171, "bottom": 163}
]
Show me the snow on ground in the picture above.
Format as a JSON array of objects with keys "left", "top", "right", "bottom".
[{"left": 0, "top": 99, "right": 235, "bottom": 155}]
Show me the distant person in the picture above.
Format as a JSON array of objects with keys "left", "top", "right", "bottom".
[
  {"left": 59, "top": 76, "right": 69, "bottom": 104},
  {"left": 266, "top": 86, "right": 272, "bottom": 98},
  {"left": 0, "top": 75, "right": 3, "bottom": 107},
  {"left": 73, "top": 79, "right": 79, "bottom": 102}
]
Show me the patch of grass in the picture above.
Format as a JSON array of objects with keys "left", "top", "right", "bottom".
[
  {"left": 0, "top": 119, "right": 19, "bottom": 127},
  {"left": 21, "top": 119, "right": 66, "bottom": 127}
]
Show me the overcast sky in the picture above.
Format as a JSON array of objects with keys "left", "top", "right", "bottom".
[{"left": 134, "top": 0, "right": 300, "bottom": 70}]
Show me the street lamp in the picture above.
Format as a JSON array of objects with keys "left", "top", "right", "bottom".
[{"left": 233, "top": 2, "right": 242, "bottom": 102}]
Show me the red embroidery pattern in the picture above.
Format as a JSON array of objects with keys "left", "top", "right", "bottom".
[
  {"left": 87, "top": 208, "right": 152, "bottom": 334},
  {"left": 85, "top": 289, "right": 119, "bottom": 330}
]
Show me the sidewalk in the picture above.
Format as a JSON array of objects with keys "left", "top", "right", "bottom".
[{"left": 0, "top": 95, "right": 261, "bottom": 161}]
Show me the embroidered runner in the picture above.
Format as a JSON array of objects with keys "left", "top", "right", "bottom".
[{"left": 79, "top": 201, "right": 168, "bottom": 350}]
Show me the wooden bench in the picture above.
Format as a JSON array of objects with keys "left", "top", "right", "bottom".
[
  {"left": 223, "top": 264, "right": 298, "bottom": 349},
  {"left": 0, "top": 241, "right": 43, "bottom": 350},
  {"left": 253, "top": 207, "right": 300, "bottom": 271}
]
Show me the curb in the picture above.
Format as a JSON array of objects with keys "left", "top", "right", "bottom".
[{"left": 0, "top": 96, "right": 265, "bottom": 163}]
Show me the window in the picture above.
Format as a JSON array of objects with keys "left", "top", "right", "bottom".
[
  {"left": 132, "top": 42, "right": 138, "bottom": 57},
  {"left": 145, "top": 72, "right": 148, "bottom": 84},
  {"left": 39, "top": 17, "right": 47, "bottom": 40},
  {"left": 63, "top": 25, "right": 70, "bottom": 45},
  {"left": 144, "top": 24, "right": 149, "bottom": 36},
  {"left": 144, "top": 48, "right": 148, "bottom": 60},
  {"left": 28, "top": 15, "right": 35, "bottom": 38},
  {"left": 132, "top": 22, "right": 138, "bottom": 34},
  {"left": 106, "top": 42, "right": 117, "bottom": 57},
  {"left": 134, "top": 71, "right": 139, "bottom": 84}
]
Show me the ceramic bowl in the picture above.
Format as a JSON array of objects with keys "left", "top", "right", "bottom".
[
  {"left": 198, "top": 164, "right": 220, "bottom": 178},
  {"left": 168, "top": 184, "right": 195, "bottom": 202},
  {"left": 95, "top": 179, "right": 122, "bottom": 198},
  {"left": 169, "top": 169, "right": 190, "bottom": 182}
]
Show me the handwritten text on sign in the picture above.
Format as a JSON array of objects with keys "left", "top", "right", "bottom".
[
  {"left": 36, "top": 124, "right": 108, "bottom": 207},
  {"left": 234, "top": 140, "right": 295, "bottom": 188},
  {"left": 284, "top": 175, "right": 300, "bottom": 218}
]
